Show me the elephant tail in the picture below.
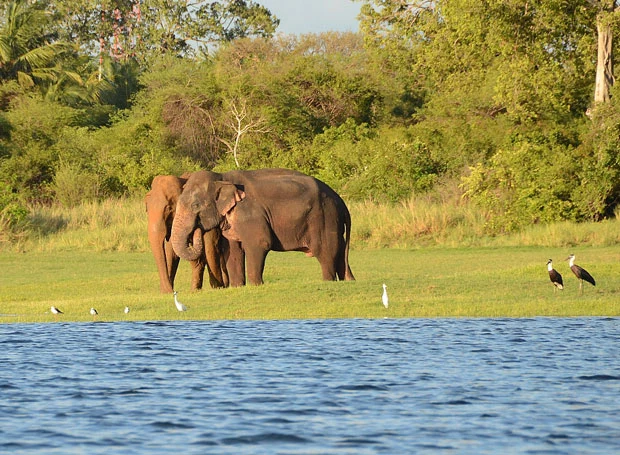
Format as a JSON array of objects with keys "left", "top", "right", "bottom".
[{"left": 343, "top": 202, "right": 355, "bottom": 281}]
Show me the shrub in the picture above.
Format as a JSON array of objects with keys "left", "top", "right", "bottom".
[
  {"left": 0, "top": 181, "right": 29, "bottom": 247},
  {"left": 0, "top": 182, "right": 28, "bottom": 227},
  {"left": 460, "top": 131, "right": 583, "bottom": 233},
  {"left": 52, "top": 161, "right": 103, "bottom": 207},
  {"left": 313, "top": 123, "right": 443, "bottom": 201}
]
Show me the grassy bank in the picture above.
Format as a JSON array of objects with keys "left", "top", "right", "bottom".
[
  {"left": 2, "top": 196, "right": 620, "bottom": 322},
  {"left": 2, "top": 246, "right": 619, "bottom": 323}
]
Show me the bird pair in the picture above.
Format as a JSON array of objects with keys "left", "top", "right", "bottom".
[
  {"left": 90, "top": 307, "right": 131, "bottom": 318},
  {"left": 50, "top": 306, "right": 98, "bottom": 319},
  {"left": 50, "top": 306, "right": 130, "bottom": 317},
  {"left": 547, "top": 254, "right": 596, "bottom": 294}
]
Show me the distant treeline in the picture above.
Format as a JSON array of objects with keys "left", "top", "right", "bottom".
[{"left": 2, "top": 0, "right": 620, "bottom": 235}]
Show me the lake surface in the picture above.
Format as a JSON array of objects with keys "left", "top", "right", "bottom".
[{"left": 1, "top": 318, "right": 619, "bottom": 454}]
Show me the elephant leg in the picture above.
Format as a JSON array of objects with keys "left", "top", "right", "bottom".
[
  {"left": 217, "top": 236, "right": 230, "bottom": 287},
  {"left": 203, "top": 230, "right": 227, "bottom": 288},
  {"left": 148, "top": 226, "right": 175, "bottom": 293},
  {"left": 336, "top": 244, "right": 355, "bottom": 281},
  {"left": 317, "top": 232, "right": 353, "bottom": 282},
  {"left": 318, "top": 253, "right": 338, "bottom": 281},
  {"left": 207, "top": 266, "right": 225, "bottom": 288},
  {"left": 226, "top": 240, "right": 246, "bottom": 287},
  {"left": 190, "top": 255, "right": 206, "bottom": 291},
  {"left": 321, "top": 262, "right": 338, "bottom": 281},
  {"left": 245, "top": 246, "right": 268, "bottom": 286},
  {"left": 335, "top": 242, "right": 348, "bottom": 281},
  {"left": 311, "top": 240, "right": 338, "bottom": 281},
  {"left": 164, "top": 240, "right": 179, "bottom": 292},
  {"left": 219, "top": 258, "right": 230, "bottom": 288},
  {"left": 336, "top": 257, "right": 348, "bottom": 281}
]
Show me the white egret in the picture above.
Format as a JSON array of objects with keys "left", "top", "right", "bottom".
[
  {"left": 90, "top": 308, "right": 98, "bottom": 320},
  {"left": 382, "top": 284, "right": 389, "bottom": 308},
  {"left": 173, "top": 291, "right": 187, "bottom": 312},
  {"left": 566, "top": 254, "right": 595, "bottom": 294},
  {"left": 124, "top": 306, "right": 130, "bottom": 314},
  {"left": 546, "top": 259, "right": 563, "bottom": 292}
]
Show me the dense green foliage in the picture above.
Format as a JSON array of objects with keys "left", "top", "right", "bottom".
[{"left": 2, "top": 0, "right": 620, "bottom": 240}]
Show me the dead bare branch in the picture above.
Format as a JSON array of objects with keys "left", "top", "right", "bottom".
[{"left": 218, "top": 98, "right": 270, "bottom": 167}]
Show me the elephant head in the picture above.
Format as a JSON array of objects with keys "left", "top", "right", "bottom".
[
  {"left": 147, "top": 173, "right": 221, "bottom": 292},
  {"left": 171, "top": 171, "right": 245, "bottom": 261},
  {"left": 145, "top": 175, "right": 185, "bottom": 293}
]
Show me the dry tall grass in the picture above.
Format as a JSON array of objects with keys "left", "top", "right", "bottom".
[
  {"left": 9, "top": 198, "right": 149, "bottom": 253},
  {"left": 350, "top": 197, "right": 490, "bottom": 248},
  {"left": 3, "top": 194, "right": 620, "bottom": 253}
]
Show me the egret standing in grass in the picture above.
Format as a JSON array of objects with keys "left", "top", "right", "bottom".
[
  {"left": 382, "top": 284, "right": 389, "bottom": 308},
  {"left": 50, "top": 306, "right": 63, "bottom": 319},
  {"left": 547, "top": 259, "right": 563, "bottom": 292},
  {"left": 90, "top": 308, "right": 98, "bottom": 320},
  {"left": 124, "top": 306, "right": 130, "bottom": 315},
  {"left": 566, "top": 254, "right": 596, "bottom": 294},
  {"left": 173, "top": 291, "right": 187, "bottom": 312}
]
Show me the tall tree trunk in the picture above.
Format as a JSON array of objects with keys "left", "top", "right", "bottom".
[{"left": 594, "top": 13, "right": 615, "bottom": 103}]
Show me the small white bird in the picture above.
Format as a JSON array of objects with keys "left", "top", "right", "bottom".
[
  {"left": 90, "top": 308, "right": 98, "bottom": 320},
  {"left": 50, "top": 306, "right": 63, "bottom": 315},
  {"left": 124, "top": 306, "right": 130, "bottom": 314},
  {"left": 173, "top": 291, "right": 187, "bottom": 312},
  {"left": 382, "top": 283, "right": 389, "bottom": 308}
]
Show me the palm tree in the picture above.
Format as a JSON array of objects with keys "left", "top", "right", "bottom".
[{"left": 0, "top": 0, "right": 74, "bottom": 88}]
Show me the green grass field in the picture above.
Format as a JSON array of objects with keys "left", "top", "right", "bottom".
[{"left": 2, "top": 246, "right": 619, "bottom": 323}]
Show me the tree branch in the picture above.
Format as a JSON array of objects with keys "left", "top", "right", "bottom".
[{"left": 219, "top": 98, "right": 270, "bottom": 168}]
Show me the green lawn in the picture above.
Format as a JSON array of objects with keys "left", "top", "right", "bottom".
[{"left": 1, "top": 246, "right": 619, "bottom": 323}]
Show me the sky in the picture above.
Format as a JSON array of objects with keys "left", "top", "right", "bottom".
[{"left": 257, "top": 0, "right": 362, "bottom": 35}]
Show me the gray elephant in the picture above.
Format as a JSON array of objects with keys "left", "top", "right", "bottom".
[
  {"left": 145, "top": 174, "right": 228, "bottom": 293},
  {"left": 170, "top": 168, "right": 355, "bottom": 286}
]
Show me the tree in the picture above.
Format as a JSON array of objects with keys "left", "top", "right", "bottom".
[
  {"left": 589, "top": 0, "right": 620, "bottom": 103},
  {"left": 211, "top": 33, "right": 380, "bottom": 167},
  {"left": 0, "top": 0, "right": 75, "bottom": 88},
  {"left": 359, "top": 0, "right": 597, "bottom": 119},
  {"left": 218, "top": 97, "right": 269, "bottom": 167},
  {"left": 52, "top": 0, "right": 279, "bottom": 65}
]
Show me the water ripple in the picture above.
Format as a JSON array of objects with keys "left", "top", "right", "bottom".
[
  {"left": 578, "top": 374, "right": 620, "bottom": 381},
  {"left": 1, "top": 318, "right": 619, "bottom": 454}
]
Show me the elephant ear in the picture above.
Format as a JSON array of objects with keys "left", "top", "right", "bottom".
[{"left": 215, "top": 182, "right": 246, "bottom": 216}]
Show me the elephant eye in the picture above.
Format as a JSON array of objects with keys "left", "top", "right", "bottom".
[{"left": 191, "top": 201, "right": 201, "bottom": 211}]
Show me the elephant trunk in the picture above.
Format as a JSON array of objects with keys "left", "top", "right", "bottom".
[{"left": 171, "top": 212, "right": 204, "bottom": 261}]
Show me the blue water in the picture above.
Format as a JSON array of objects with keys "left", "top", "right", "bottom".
[{"left": 1, "top": 318, "right": 619, "bottom": 454}]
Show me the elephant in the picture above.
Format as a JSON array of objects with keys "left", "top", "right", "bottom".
[
  {"left": 170, "top": 168, "right": 355, "bottom": 286},
  {"left": 145, "top": 174, "right": 228, "bottom": 293}
]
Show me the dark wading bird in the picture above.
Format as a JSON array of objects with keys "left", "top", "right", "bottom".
[
  {"left": 566, "top": 254, "right": 596, "bottom": 294},
  {"left": 547, "top": 259, "right": 563, "bottom": 292},
  {"left": 50, "top": 306, "right": 63, "bottom": 318}
]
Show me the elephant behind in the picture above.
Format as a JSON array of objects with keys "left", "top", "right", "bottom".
[
  {"left": 170, "top": 168, "right": 355, "bottom": 286},
  {"left": 145, "top": 174, "right": 228, "bottom": 293}
]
